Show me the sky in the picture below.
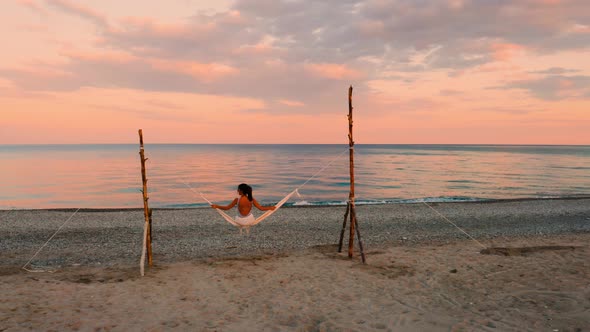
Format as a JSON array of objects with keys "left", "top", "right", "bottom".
[{"left": 1, "top": 0, "right": 589, "bottom": 144}]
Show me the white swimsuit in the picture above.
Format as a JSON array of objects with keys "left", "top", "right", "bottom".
[{"left": 235, "top": 212, "right": 255, "bottom": 226}]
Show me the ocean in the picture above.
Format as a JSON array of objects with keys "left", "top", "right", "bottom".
[{"left": 1, "top": 144, "right": 589, "bottom": 209}]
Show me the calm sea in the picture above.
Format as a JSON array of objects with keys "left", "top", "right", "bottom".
[{"left": 1, "top": 144, "right": 589, "bottom": 209}]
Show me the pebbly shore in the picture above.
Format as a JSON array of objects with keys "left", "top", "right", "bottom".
[{"left": 1, "top": 198, "right": 589, "bottom": 269}]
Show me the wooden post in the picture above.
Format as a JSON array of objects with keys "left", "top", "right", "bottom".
[
  {"left": 139, "top": 129, "right": 153, "bottom": 269},
  {"left": 353, "top": 207, "right": 366, "bottom": 263},
  {"left": 347, "top": 86, "right": 356, "bottom": 258},
  {"left": 338, "top": 202, "right": 350, "bottom": 252},
  {"left": 339, "top": 86, "right": 366, "bottom": 263}
]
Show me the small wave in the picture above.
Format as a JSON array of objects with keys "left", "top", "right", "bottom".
[
  {"left": 156, "top": 202, "right": 211, "bottom": 209},
  {"left": 447, "top": 180, "right": 487, "bottom": 184},
  {"left": 153, "top": 196, "right": 494, "bottom": 208},
  {"left": 285, "top": 196, "right": 491, "bottom": 207},
  {"left": 290, "top": 200, "right": 347, "bottom": 206},
  {"left": 397, "top": 196, "right": 488, "bottom": 204}
]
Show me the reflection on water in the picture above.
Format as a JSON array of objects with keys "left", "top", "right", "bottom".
[{"left": 0, "top": 144, "right": 589, "bottom": 209}]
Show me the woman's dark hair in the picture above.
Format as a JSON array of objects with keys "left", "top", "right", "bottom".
[{"left": 238, "top": 183, "right": 253, "bottom": 201}]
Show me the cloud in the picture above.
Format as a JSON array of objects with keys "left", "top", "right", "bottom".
[
  {"left": 147, "top": 59, "right": 239, "bottom": 82},
  {"left": 278, "top": 99, "right": 305, "bottom": 107},
  {"left": 59, "top": 49, "right": 139, "bottom": 64},
  {"left": 439, "top": 89, "right": 462, "bottom": 96},
  {"left": 491, "top": 43, "right": 526, "bottom": 61},
  {"left": 232, "top": 35, "right": 285, "bottom": 56},
  {"left": 359, "top": 0, "right": 589, "bottom": 59},
  {"left": 4, "top": 0, "right": 588, "bottom": 115},
  {"left": 48, "top": 1, "right": 590, "bottom": 69},
  {"left": 18, "top": 0, "right": 47, "bottom": 15},
  {"left": 45, "top": 0, "right": 108, "bottom": 27},
  {"left": 474, "top": 106, "right": 538, "bottom": 115},
  {"left": 304, "top": 63, "right": 363, "bottom": 80},
  {"left": 568, "top": 23, "right": 590, "bottom": 34},
  {"left": 529, "top": 67, "right": 581, "bottom": 75},
  {"left": 527, "top": 0, "right": 565, "bottom": 5},
  {"left": 497, "top": 74, "right": 590, "bottom": 100}
]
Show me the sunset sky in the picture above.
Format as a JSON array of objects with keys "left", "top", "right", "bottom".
[{"left": 1, "top": 0, "right": 589, "bottom": 144}]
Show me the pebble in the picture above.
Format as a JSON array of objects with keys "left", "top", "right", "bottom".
[{"left": 1, "top": 199, "right": 589, "bottom": 267}]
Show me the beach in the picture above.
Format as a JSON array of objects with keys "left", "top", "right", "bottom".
[
  {"left": 1, "top": 198, "right": 589, "bottom": 331},
  {"left": 3, "top": 0, "right": 590, "bottom": 330}
]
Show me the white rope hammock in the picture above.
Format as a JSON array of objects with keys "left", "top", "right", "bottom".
[{"left": 200, "top": 189, "right": 300, "bottom": 228}]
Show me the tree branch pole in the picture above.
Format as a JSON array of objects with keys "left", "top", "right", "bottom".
[
  {"left": 340, "top": 85, "right": 366, "bottom": 263},
  {"left": 353, "top": 207, "right": 366, "bottom": 263},
  {"left": 348, "top": 85, "right": 356, "bottom": 258},
  {"left": 347, "top": 86, "right": 356, "bottom": 259},
  {"left": 139, "top": 129, "right": 153, "bottom": 276},
  {"left": 338, "top": 202, "right": 350, "bottom": 252}
]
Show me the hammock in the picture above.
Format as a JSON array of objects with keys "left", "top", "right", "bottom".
[{"left": 200, "top": 189, "right": 300, "bottom": 228}]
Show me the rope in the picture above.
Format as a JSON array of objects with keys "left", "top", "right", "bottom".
[
  {"left": 419, "top": 200, "right": 487, "bottom": 249},
  {"left": 296, "top": 148, "right": 349, "bottom": 190},
  {"left": 182, "top": 180, "right": 201, "bottom": 198},
  {"left": 22, "top": 208, "right": 81, "bottom": 273},
  {"left": 353, "top": 147, "right": 487, "bottom": 250}
]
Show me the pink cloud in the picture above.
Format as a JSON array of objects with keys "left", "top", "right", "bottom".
[
  {"left": 278, "top": 99, "right": 305, "bottom": 107},
  {"left": 0, "top": 78, "right": 16, "bottom": 89},
  {"left": 526, "top": 0, "right": 563, "bottom": 4},
  {"left": 568, "top": 24, "right": 590, "bottom": 34},
  {"left": 1, "top": 63, "right": 73, "bottom": 79},
  {"left": 60, "top": 49, "right": 138, "bottom": 64},
  {"left": 447, "top": 0, "right": 466, "bottom": 9},
  {"left": 558, "top": 78, "right": 575, "bottom": 88},
  {"left": 112, "top": 16, "right": 214, "bottom": 39},
  {"left": 234, "top": 43, "right": 272, "bottom": 55},
  {"left": 491, "top": 43, "right": 526, "bottom": 61},
  {"left": 473, "top": 63, "right": 522, "bottom": 74},
  {"left": 58, "top": 48, "right": 238, "bottom": 82},
  {"left": 233, "top": 38, "right": 283, "bottom": 56},
  {"left": 304, "top": 63, "right": 362, "bottom": 80},
  {"left": 148, "top": 59, "right": 238, "bottom": 82},
  {"left": 219, "top": 10, "right": 247, "bottom": 25}
]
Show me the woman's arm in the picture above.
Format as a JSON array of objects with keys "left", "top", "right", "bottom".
[
  {"left": 211, "top": 198, "right": 238, "bottom": 210},
  {"left": 253, "top": 198, "right": 276, "bottom": 211}
]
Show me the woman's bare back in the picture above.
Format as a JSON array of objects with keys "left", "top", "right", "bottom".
[{"left": 238, "top": 195, "right": 252, "bottom": 216}]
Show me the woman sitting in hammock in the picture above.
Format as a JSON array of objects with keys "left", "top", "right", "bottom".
[{"left": 211, "top": 183, "right": 275, "bottom": 226}]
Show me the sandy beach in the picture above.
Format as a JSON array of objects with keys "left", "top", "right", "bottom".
[{"left": 1, "top": 198, "right": 589, "bottom": 331}]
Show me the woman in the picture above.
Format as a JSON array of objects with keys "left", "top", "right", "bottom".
[{"left": 211, "top": 183, "right": 275, "bottom": 228}]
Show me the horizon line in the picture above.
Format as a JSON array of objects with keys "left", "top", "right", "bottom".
[{"left": 1, "top": 143, "right": 589, "bottom": 146}]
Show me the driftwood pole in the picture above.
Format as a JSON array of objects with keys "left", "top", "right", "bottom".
[
  {"left": 337, "top": 203, "right": 350, "bottom": 252},
  {"left": 139, "top": 129, "right": 153, "bottom": 275},
  {"left": 338, "top": 86, "right": 366, "bottom": 263}
]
